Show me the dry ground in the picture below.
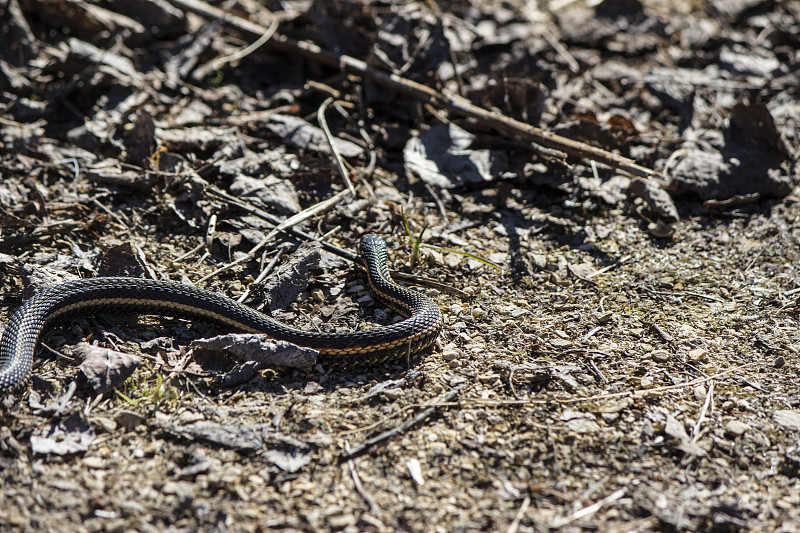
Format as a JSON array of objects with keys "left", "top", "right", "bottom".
[{"left": 2, "top": 0, "right": 800, "bottom": 532}]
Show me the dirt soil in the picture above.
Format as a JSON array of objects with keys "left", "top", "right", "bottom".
[{"left": 2, "top": 0, "right": 800, "bottom": 531}]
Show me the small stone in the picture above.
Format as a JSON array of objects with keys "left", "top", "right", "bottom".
[
  {"left": 598, "top": 398, "right": 631, "bottom": 414},
  {"left": 601, "top": 412, "right": 619, "bottom": 423},
  {"left": 467, "top": 343, "right": 485, "bottom": 355},
  {"left": 774, "top": 409, "right": 800, "bottom": 431},
  {"left": 570, "top": 262, "right": 596, "bottom": 278},
  {"left": 467, "top": 258, "right": 484, "bottom": 270},
  {"left": 472, "top": 307, "right": 486, "bottom": 319},
  {"left": 529, "top": 253, "right": 547, "bottom": 270},
  {"left": 688, "top": 348, "right": 707, "bottom": 363},
  {"left": 722, "top": 400, "right": 735, "bottom": 412},
  {"left": 640, "top": 376, "right": 654, "bottom": 387},
  {"left": 442, "top": 344, "right": 461, "bottom": 362},
  {"left": 693, "top": 384, "right": 707, "bottom": 401},
  {"left": 161, "top": 481, "right": 193, "bottom": 499},
  {"left": 445, "top": 253, "right": 462, "bottom": 268},
  {"left": 327, "top": 514, "right": 356, "bottom": 529},
  {"left": 178, "top": 410, "right": 204, "bottom": 424},
  {"left": 725, "top": 420, "right": 750, "bottom": 437},
  {"left": 382, "top": 387, "right": 404, "bottom": 400},
  {"left": 82, "top": 456, "right": 106, "bottom": 469},
  {"left": 119, "top": 501, "right": 146, "bottom": 516},
  {"left": 650, "top": 350, "right": 672, "bottom": 363},
  {"left": 115, "top": 410, "right": 145, "bottom": 430},
  {"left": 775, "top": 356, "right": 785, "bottom": 368},
  {"left": 550, "top": 338, "right": 572, "bottom": 349},
  {"left": 510, "top": 307, "right": 528, "bottom": 318},
  {"left": 594, "top": 311, "right": 613, "bottom": 324},
  {"left": 311, "top": 289, "right": 325, "bottom": 302},
  {"left": 92, "top": 416, "right": 117, "bottom": 433}
]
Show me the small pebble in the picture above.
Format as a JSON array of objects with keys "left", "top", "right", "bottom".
[
  {"left": 467, "top": 259, "right": 483, "bottom": 270},
  {"left": 693, "top": 384, "right": 707, "bottom": 401},
  {"left": 640, "top": 376, "right": 654, "bottom": 387},
  {"left": 82, "top": 456, "right": 106, "bottom": 469},
  {"left": 327, "top": 513, "right": 356, "bottom": 529},
  {"left": 650, "top": 350, "right": 672, "bottom": 363},
  {"left": 594, "top": 311, "right": 613, "bottom": 324},
  {"left": 550, "top": 338, "right": 572, "bottom": 349},
  {"left": 382, "top": 387, "right": 404, "bottom": 400},
  {"left": 442, "top": 344, "right": 461, "bottom": 362},
  {"left": 115, "top": 410, "right": 145, "bottom": 430},
  {"left": 467, "top": 344, "right": 485, "bottom": 355},
  {"left": 725, "top": 420, "right": 750, "bottom": 437},
  {"left": 529, "top": 253, "right": 547, "bottom": 270},
  {"left": 688, "top": 348, "right": 707, "bottom": 363},
  {"left": 511, "top": 308, "right": 527, "bottom": 318},
  {"left": 775, "top": 356, "right": 785, "bottom": 368},
  {"left": 92, "top": 416, "right": 117, "bottom": 433},
  {"left": 445, "top": 254, "right": 462, "bottom": 268}
]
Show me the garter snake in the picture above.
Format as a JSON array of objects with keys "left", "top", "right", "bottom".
[{"left": 0, "top": 234, "right": 443, "bottom": 392}]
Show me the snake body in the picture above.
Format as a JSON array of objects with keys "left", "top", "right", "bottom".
[{"left": 0, "top": 234, "right": 443, "bottom": 392}]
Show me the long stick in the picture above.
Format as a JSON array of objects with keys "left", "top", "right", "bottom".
[{"left": 168, "top": 0, "right": 665, "bottom": 181}]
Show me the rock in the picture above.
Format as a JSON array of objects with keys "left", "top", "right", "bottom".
[
  {"left": 725, "top": 420, "right": 750, "bottom": 437},
  {"left": 774, "top": 410, "right": 800, "bottom": 431},
  {"left": 688, "top": 348, "right": 707, "bottom": 363},
  {"left": 649, "top": 350, "right": 672, "bottom": 363}
]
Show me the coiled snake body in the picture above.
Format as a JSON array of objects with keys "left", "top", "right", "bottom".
[{"left": 0, "top": 234, "right": 443, "bottom": 392}]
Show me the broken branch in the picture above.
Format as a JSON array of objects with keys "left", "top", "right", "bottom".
[{"left": 167, "top": 0, "right": 665, "bottom": 182}]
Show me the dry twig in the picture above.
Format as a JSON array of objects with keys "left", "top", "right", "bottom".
[
  {"left": 340, "top": 384, "right": 464, "bottom": 461},
  {"left": 195, "top": 188, "right": 351, "bottom": 283},
  {"left": 167, "top": 0, "right": 665, "bottom": 182},
  {"left": 318, "top": 96, "right": 356, "bottom": 194},
  {"left": 344, "top": 443, "right": 384, "bottom": 519},
  {"left": 550, "top": 488, "right": 627, "bottom": 528}
]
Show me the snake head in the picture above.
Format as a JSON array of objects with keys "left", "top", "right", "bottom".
[{"left": 359, "top": 233, "right": 386, "bottom": 255}]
